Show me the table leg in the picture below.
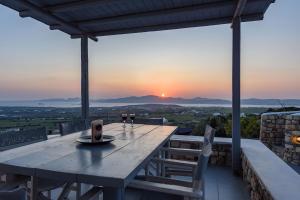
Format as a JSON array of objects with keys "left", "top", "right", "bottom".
[
  {"left": 30, "top": 176, "right": 38, "bottom": 200},
  {"left": 76, "top": 182, "right": 81, "bottom": 200},
  {"left": 103, "top": 187, "right": 124, "bottom": 200}
]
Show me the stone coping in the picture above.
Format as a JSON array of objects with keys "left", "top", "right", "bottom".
[
  {"left": 290, "top": 131, "right": 300, "bottom": 135},
  {"left": 242, "top": 139, "right": 300, "bottom": 200},
  {"left": 170, "top": 135, "right": 232, "bottom": 145},
  {"left": 170, "top": 135, "right": 300, "bottom": 200},
  {"left": 291, "top": 113, "right": 300, "bottom": 116},
  {"left": 261, "top": 111, "right": 300, "bottom": 116}
]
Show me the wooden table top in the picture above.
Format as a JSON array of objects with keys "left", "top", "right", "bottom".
[{"left": 0, "top": 123, "right": 177, "bottom": 188}]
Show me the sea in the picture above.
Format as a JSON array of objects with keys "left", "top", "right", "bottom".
[{"left": 0, "top": 101, "right": 296, "bottom": 108}]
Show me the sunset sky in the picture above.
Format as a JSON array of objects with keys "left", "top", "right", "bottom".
[{"left": 0, "top": 1, "right": 299, "bottom": 100}]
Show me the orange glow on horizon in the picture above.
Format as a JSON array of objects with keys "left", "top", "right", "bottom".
[{"left": 161, "top": 93, "right": 165, "bottom": 97}]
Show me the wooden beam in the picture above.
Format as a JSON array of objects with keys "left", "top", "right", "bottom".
[
  {"left": 46, "top": 0, "right": 116, "bottom": 13},
  {"left": 79, "top": 186, "right": 102, "bottom": 200},
  {"left": 30, "top": 176, "right": 38, "bottom": 200},
  {"left": 232, "top": 0, "right": 247, "bottom": 26},
  {"left": 11, "top": 0, "right": 98, "bottom": 41},
  {"left": 44, "top": 0, "right": 262, "bottom": 28},
  {"left": 232, "top": 17, "right": 241, "bottom": 173},
  {"left": 19, "top": 10, "right": 30, "bottom": 18},
  {"left": 71, "top": 13, "right": 262, "bottom": 38},
  {"left": 63, "top": 0, "right": 235, "bottom": 27},
  {"left": 45, "top": 0, "right": 270, "bottom": 14},
  {"left": 49, "top": 24, "right": 61, "bottom": 30}
]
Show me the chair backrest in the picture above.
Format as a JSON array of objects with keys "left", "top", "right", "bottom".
[
  {"left": 0, "top": 127, "right": 47, "bottom": 151},
  {"left": 59, "top": 120, "right": 87, "bottom": 136},
  {"left": 0, "top": 187, "right": 26, "bottom": 200},
  {"left": 133, "top": 118, "right": 164, "bottom": 125},
  {"left": 192, "top": 125, "right": 215, "bottom": 192}
]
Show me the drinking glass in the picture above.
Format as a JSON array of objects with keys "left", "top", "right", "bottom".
[
  {"left": 130, "top": 113, "right": 135, "bottom": 127},
  {"left": 121, "top": 113, "right": 128, "bottom": 128}
]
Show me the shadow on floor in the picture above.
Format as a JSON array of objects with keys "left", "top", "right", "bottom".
[
  {"left": 205, "top": 165, "right": 250, "bottom": 200},
  {"left": 288, "top": 163, "right": 300, "bottom": 174},
  {"left": 51, "top": 165, "right": 249, "bottom": 200}
]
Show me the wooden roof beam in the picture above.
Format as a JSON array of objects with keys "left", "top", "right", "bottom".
[
  {"left": 45, "top": 0, "right": 119, "bottom": 13},
  {"left": 49, "top": 0, "right": 264, "bottom": 31},
  {"left": 16, "top": 0, "right": 98, "bottom": 41},
  {"left": 62, "top": 0, "right": 235, "bottom": 28},
  {"left": 232, "top": 0, "right": 247, "bottom": 25},
  {"left": 46, "top": 0, "right": 272, "bottom": 14},
  {"left": 71, "top": 13, "right": 263, "bottom": 38}
]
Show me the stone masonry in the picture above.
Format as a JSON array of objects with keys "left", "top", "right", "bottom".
[
  {"left": 260, "top": 111, "right": 300, "bottom": 165},
  {"left": 242, "top": 153, "right": 273, "bottom": 200},
  {"left": 283, "top": 113, "right": 300, "bottom": 165},
  {"left": 170, "top": 140, "right": 232, "bottom": 166}
]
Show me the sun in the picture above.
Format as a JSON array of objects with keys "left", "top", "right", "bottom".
[{"left": 161, "top": 93, "right": 165, "bottom": 97}]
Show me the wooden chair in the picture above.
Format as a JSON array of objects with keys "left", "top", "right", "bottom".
[
  {"left": 59, "top": 120, "right": 87, "bottom": 136},
  {"left": 134, "top": 118, "right": 164, "bottom": 125},
  {"left": 56, "top": 120, "right": 89, "bottom": 199},
  {"left": 126, "top": 125, "right": 215, "bottom": 200},
  {"left": 0, "top": 173, "right": 28, "bottom": 200},
  {"left": 0, "top": 173, "right": 62, "bottom": 200},
  {"left": 0, "top": 186, "right": 26, "bottom": 200},
  {"left": 26, "top": 178, "right": 68, "bottom": 200},
  {"left": 27, "top": 176, "right": 102, "bottom": 200}
]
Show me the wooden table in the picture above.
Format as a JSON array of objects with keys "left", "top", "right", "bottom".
[{"left": 0, "top": 123, "right": 177, "bottom": 200}]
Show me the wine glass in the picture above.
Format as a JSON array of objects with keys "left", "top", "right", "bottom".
[
  {"left": 121, "top": 113, "right": 128, "bottom": 128},
  {"left": 130, "top": 113, "right": 135, "bottom": 127}
]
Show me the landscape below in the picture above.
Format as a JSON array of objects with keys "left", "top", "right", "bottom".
[{"left": 0, "top": 101, "right": 300, "bottom": 200}]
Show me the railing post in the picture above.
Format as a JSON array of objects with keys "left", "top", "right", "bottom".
[
  {"left": 232, "top": 17, "right": 241, "bottom": 173},
  {"left": 81, "top": 36, "right": 89, "bottom": 128}
]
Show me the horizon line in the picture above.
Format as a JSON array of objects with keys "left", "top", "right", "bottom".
[{"left": 1, "top": 95, "right": 300, "bottom": 102}]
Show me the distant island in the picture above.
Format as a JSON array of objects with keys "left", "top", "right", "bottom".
[
  {"left": 95, "top": 95, "right": 231, "bottom": 104},
  {"left": 39, "top": 95, "right": 300, "bottom": 106},
  {"left": 1, "top": 95, "right": 300, "bottom": 107}
]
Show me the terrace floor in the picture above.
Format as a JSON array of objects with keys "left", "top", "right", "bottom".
[
  {"left": 289, "top": 163, "right": 300, "bottom": 174},
  {"left": 205, "top": 165, "right": 249, "bottom": 200},
  {"left": 51, "top": 165, "right": 249, "bottom": 200}
]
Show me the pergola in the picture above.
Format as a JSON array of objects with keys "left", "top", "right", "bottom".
[{"left": 0, "top": 0, "right": 274, "bottom": 172}]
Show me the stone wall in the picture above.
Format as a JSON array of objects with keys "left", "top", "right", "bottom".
[
  {"left": 242, "top": 152, "right": 273, "bottom": 200},
  {"left": 283, "top": 113, "right": 300, "bottom": 165},
  {"left": 260, "top": 112, "right": 290, "bottom": 148},
  {"left": 260, "top": 112, "right": 300, "bottom": 165},
  {"left": 170, "top": 140, "right": 232, "bottom": 166}
]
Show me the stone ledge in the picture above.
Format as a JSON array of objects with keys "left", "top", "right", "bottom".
[
  {"left": 171, "top": 136, "right": 300, "bottom": 200},
  {"left": 261, "top": 111, "right": 299, "bottom": 117},
  {"left": 242, "top": 139, "right": 300, "bottom": 200},
  {"left": 170, "top": 134, "right": 232, "bottom": 145}
]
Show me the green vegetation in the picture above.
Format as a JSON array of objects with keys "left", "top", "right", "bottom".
[
  {"left": 0, "top": 118, "right": 73, "bottom": 133},
  {"left": 1, "top": 105, "right": 299, "bottom": 138},
  {"left": 224, "top": 115, "right": 261, "bottom": 138}
]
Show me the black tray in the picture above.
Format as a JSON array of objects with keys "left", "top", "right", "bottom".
[{"left": 76, "top": 135, "right": 115, "bottom": 144}]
